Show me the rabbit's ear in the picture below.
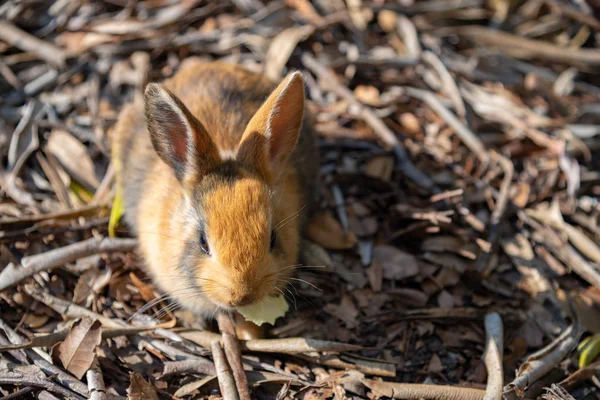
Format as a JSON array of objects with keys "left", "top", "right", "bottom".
[
  {"left": 144, "top": 83, "right": 220, "bottom": 183},
  {"left": 237, "top": 72, "right": 304, "bottom": 183}
]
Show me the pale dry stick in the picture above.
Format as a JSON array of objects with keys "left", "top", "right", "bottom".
[
  {"left": 212, "top": 341, "right": 240, "bottom": 400},
  {"left": 301, "top": 53, "right": 437, "bottom": 191},
  {"left": 503, "top": 325, "right": 581, "bottom": 399},
  {"left": 0, "top": 237, "right": 137, "bottom": 291},
  {"left": 23, "top": 283, "right": 126, "bottom": 328},
  {"left": 87, "top": 357, "right": 108, "bottom": 400},
  {"left": 0, "top": 318, "right": 89, "bottom": 397},
  {"left": 217, "top": 315, "right": 251, "bottom": 400},
  {"left": 0, "top": 204, "right": 106, "bottom": 230},
  {"left": 438, "top": 25, "right": 600, "bottom": 66},
  {"left": 396, "top": 15, "right": 421, "bottom": 58},
  {"left": 524, "top": 215, "right": 600, "bottom": 290},
  {"left": 483, "top": 313, "right": 503, "bottom": 400},
  {"left": 421, "top": 50, "right": 466, "bottom": 119},
  {"left": 0, "top": 323, "right": 176, "bottom": 351},
  {"left": 363, "top": 379, "right": 485, "bottom": 400},
  {"left": 162, "top": 360, "right": 216, "bottom": 376},
  {"left": 0, "top": 21, "right": 66, "bottom": 67},
  {"left": 264, "top": 25, "right": 315, "bottom": 81},
  {"left": 297, "top": 353, "right": 396, "bottom": 377},
  {"left": 177, "top": 329, "right": 369, "bottom": 353},
  {"left": 0, "top": 372, "right": 86, "bottom": 400},
  {"left": 478, "top": 151, "right": 513, "bottom": 275},
  {"left": 398, "top": 86, "right": 489, "bottom": 164}
]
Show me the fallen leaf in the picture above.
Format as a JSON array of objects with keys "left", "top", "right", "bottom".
[
  {"left": 73, "top": 268, "right": 112, "bottom": 304},
  {"left": 399, "top": 112, "right": 421, "bottom": 134},
  {"left": 427, "top": 353, "right": 444, "bottom": 373},
  {"left": 437, "top": 290, "right": 455, "bottom": 309},
  {"left": 511, "top": 182, "right": 530, "bottom": 208},
  {"left": 306, "top": 212, "right": 357, "bottom": 250},
  {"left": 367, "top": 261, "right": 383, "bottom": 292},
  {"left": 127, "top": 372, "right": 159, "bottom": 400},
  {"left": 55, "top": 317, "right": 102, "bottom": 379},
  {"left": 324, "top": 294, "right": 360, "bottom": 328},
  {"left": 377, "top": 10, "right": 397, "bottom": 33},
  {"left": 300, "top": 240, "right": 333, "bottom": 268},
  {"left": 354, "top": 85, "right": 381, "bottom": 106},
  {"left": 130, "top": 272, "right": 156, "bottom": 303},
  {"left": 47, "top": 129, "right": 100, "bottom": 191},
  {"left": 365, "top": 156, "right": 394, "bottom": 181},
  {"left": 372, "top": 245, "right": 419, "bottom": 281}
]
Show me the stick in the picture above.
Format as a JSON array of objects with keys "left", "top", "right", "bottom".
[
  {"left": 0, "top": 21, "right": 66, "bottom": 67},
  {"left": 177, "top": 329, "right": 369, "bottom": 353},
  {"left": 211, "top": 341, "right": 240, "bottom": 400},
  {"left": 399, "top": 86, "right": 489, "bottom": 164},
  {"left": 504, "top": 324, "right": 581, "bottom": 398},
  {"left": 87, "top": 358, "right": 108, "bottom": 400},
  {"left": 0, "top": 318, "right": 89, "bottom": 397},
  {"left": 483, "top": 313, "right": 503, "bottom": 400},
  {"left": 0, "top": 237, "right": 137, "bottom": 291},
  {"left": 438, "top": 25, "right": 600, "bottom": 66},
  {"left": 0, "top": 372, "right": 86, "bottom": 400},
  {"left": 301, "top": 53, "right": 437, "bottom": 191},
  {"left": 217, "top": 315, "right": 251, "bottom": 400},
  {"left": 363, "top": 379, "right": 485, "bottom": 400}
]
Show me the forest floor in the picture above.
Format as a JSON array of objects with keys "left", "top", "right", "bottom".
[{"left": 1, "top": 1, "right": 600, "bottom": 399}]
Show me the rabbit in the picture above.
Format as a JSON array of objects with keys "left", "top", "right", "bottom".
[{"left": 111, "top": 60, "right": 319, "bottom": 336}]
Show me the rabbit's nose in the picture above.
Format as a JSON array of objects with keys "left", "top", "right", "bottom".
[{"left": 228, "top": 291, "right": 256, "bottom": 307}]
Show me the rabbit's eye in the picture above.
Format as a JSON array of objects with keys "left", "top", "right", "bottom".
[
  {"left": 199, "top": 231, "right": 210, "bottom": 255},
  {"left": 270, "top": 230, "right": 276, "bottom": 251}
]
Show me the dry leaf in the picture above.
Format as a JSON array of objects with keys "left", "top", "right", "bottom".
[
  {"left": 73, "top": 268, "right": 112, "bottom": 304},
  {"left": 324, "top": 294, "right": 360, "bottom": 328},
  {"left": 427, "top": 353, "right": 444, "bottom": 373},
  {"left": 365, "top": 156, "right": 394, "bottom": 181},
  {"left": 377, "top": 10, "right": 398, "bottom": 33},
  {"left": 47, "top": 129, "right": 100, "bottom": 191},
  {"left": 130, "top": 272, "right": 156, "bottom": 303},
  {"left": 354, "top": 85, "right": 381, "bottom": 106},
  {"left": 372, "top": 245, "right": 419, "bottom": 281},
  {"left": 306, "top": 212, "right": 357, "bottom": 250},
  {"left": 55, "top": 317, "right": 102, "bottom": 379},
  {"left": 127, "top": 372, "right": 159, "bottom": 400},
  {"left": 437, "top": 290, "right": 455, "bottom": 309},
  {"left": 399, "top": 113, "right": 421, "bottom": 134}
]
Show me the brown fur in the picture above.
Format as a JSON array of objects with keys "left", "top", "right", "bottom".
[{"left": 112, "top": 60, "right": 319, "bottom": 323}]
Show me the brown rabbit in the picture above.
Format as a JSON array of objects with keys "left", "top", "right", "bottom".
[{"left": 112, "top": 61, "right": 319, "bottom": 335}]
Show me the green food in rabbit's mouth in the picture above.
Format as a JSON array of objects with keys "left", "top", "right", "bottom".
[{"left": 237, "top": 295, "right": 289, "bottom": 326}]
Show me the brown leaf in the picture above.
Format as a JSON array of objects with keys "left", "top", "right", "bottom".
[
  {"left": 354, "top": 85, "right": 381, "bottom": 106},
  {"left": 365, "top": 156, "right": 394, "bottom": 181},
  {"left": 427, "top": 353, "right": 444, "bottom": 373},
  {"left": 377, "top": 10, "right": 398, "bottom": 33},
  {"left": 437, "top": 290, "right": 455, "bottom": 309},
  {"left": 127, "top": 372, "right": 159, "bottom": 400},
  {"left": 306, "top": 212, "right": 357, "bottom": 250},
  {"left": 372, "top": 245, "right": 419, "bottom": 281},
  {"left": 399, "top": 112, "right": 421, "bottom": 135},
  {"left": 47, "top": 129, "right": 100, "bottom": 191},
  {"left": 324, "top": 294, "right": 360, "bottom": 328},
  {"left": 73, "top": 268, "right": 112, "bottom": 304},
  {"left": 55, "top": 317, "right": 102, "bottom": 379},
  {"left": 130, "top": 272, "right": 156, "bottom": 303}
]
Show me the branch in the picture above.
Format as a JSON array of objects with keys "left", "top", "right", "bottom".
[
  {"left": 212, "top": 341, "right": 240, "bottom": 400},
  {"left": 483, "top": 313, "right": 503, "bottom": 400},
  {"left": 363, "top": 379, "right": 485, "bottom": 400},
  {"left": 0, "top": 238, "right": 136, "bottom": 291}
]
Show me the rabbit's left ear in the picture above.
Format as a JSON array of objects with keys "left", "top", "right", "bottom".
[{"left": 237, "top": 72, "right": 304, "bottom": 182}]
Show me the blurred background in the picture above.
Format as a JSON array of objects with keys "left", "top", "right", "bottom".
[{"left": 1, "top": 1, "right": 600, "bottom": 399}]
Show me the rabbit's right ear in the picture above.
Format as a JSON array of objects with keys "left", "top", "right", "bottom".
[{"left": 144, "top": 84, "right": 220, "bottom": 184}]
